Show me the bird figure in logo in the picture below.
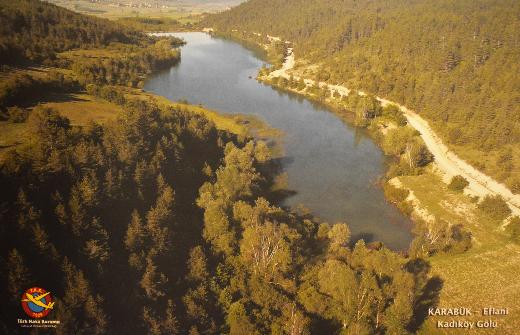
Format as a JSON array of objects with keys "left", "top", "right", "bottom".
[{"left": 22, "top": 291, "right": 55, "bottom": 310}]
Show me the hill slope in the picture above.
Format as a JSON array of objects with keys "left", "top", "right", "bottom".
[
  {"left": 204, "top": 0, "right": 520, "bottom": 190},
  {"left": 0, "top": 0, "right": 146, "bottom": 64}
]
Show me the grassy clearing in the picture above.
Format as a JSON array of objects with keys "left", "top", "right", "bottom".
[
  {"left": 39, "top": 93, "right": 123, "bottom": 126},
  {"left": 1, "top": 59, "right": 279, "bottom": 163},
  {"left": 398, "top": 170, "right": 520, "bottom": 334},
  {"left": 59, "top": 48, "right": 123, "bottom": 61},
  {"left": 0, "top": 66, "right": 56, "bottom": 81},
  {"left": 0, "top": 93, "right": 122, "bottom": 161},
  {"left": 0, "top": 84, "right": 280, "bottom": 164},
  {"left": 130, "top": 89, "right": 282, "bottom": 139},
  {"left": 0, "top": 121, "right": 32, "bottom": 162},
  {"left": 125, "top": 89, "right": 284, "bottom": 159}
]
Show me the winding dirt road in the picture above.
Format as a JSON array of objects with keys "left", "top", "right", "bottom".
[{"left": 269, "top": 49, "right": 520, "bottom": 216}]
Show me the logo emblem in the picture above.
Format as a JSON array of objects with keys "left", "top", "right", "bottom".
[{"left": 21, "top": 287, "right": 54, "bottom": 318}]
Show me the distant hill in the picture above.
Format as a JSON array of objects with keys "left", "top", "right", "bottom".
[
  {"left": 45, "top": 0, "right": 244, "bottom": 18},
  {"left": 182, "top": 0, "right": 242, "bottom": 4},
  {"left": 205, "top": 0, "right": 520, "bottom": 190}
]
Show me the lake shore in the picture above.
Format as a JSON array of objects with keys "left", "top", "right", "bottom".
[
  {"left": 207, "top": 29, "right": 520, "bottom": 334},
  {"left": 145, "top": 31, "right": 415, "bottom": 250}
]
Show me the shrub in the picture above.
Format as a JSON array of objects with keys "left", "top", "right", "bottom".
[
  {"left": 448, "top": 175, "right": 469, "bottom": 192},
  {"left": 7, "top": 106, "right": 29, "bottom": 123},
  {"left": 508, "top": 178, "right": 520, "bottom": 194},
  {"left": 405, "top": 139, "right": 433, "bottom": 168},
  {"left": 382, "top": 127, "right": 417, "bottom": 156},
  {"left": 382, "top": 104, "right": 407, "bottom": 126},
  {"left": 383, "top": 183, "right": 409, "bottom": 203},
  {"left": 410, "top": 220, "right": 472, "bottom": 257},
  {"left": 478, "top": 195, "right": 511, "bottom": 221},
  {"left": 446, "top": 224, "right": 472, "bottom": 254},
  {"left": 397, "top": 200, "right": 414, "bottom": 216},
  {"left": 506, "top": 216, "right": 520, "bottom": 244}
]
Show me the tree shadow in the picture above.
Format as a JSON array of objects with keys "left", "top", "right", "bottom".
[
  {"left": 17, "top": 91, "right": 88, "bottom": 108},
  {"left": 351, "top": 232, "right": 375, "bottom": 245},
  {"left": 258, "top": 155, "right": 297, "bottom": 205},
  {"left": 407, "top": 258, "right": 444, "bottom": 332},
  {"left": 271, "top": 155, "right": 295, "bottom": 167},
  {"left": 37, "top": 92, "right": 89, "bottom": 104},
  {"left": 269, "top": 188, "right": 297, "bottom": 204}
]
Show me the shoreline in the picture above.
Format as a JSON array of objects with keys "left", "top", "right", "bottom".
[{"left": 256, "top": 37, "right": 520, "bottom": 217}]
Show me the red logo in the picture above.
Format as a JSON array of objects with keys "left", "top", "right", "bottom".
[{"left": 21, "top": 287, "right": 54, "bottom": 318}]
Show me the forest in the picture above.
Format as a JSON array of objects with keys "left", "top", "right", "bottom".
[
  {"left": 203, "top": 0, "right": 520, "bottom": 191},
  {"left": 0, "top": 97, "right": 440, "bottom": 334},
  {"left": 0, "top": 0, "right": 151, "bottom": 65},
  {"left": 0, "top": 0, "right": 451, "bottom": 334}
]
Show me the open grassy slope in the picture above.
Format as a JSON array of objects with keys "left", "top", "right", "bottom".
[{"left": 398, "top": 171, "right": 520, "bottom": 334}]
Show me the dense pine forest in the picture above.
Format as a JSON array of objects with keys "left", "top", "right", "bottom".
[
  {"left": 0, "top": 0, "right": 444, "bottom": 334},
  {"left": 0, "top": 101, "right": 439, "bottom": 334},
  {"left": 204, "top": 0, "right": 520, "bottom": 190}
]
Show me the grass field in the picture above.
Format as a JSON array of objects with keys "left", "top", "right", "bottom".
[
  {"left": 1, "top": 49, "right": 278, "bottom": 163},
  {"left": 0, "top": 89, "right": 281, "bottom": 163},
  {"left": 0, "top": 92, "right": 123, "bottom": 161},
  {"left": 46, "top": 0, "right": 239, "bottom": 21},
  {"left": 48, "top": 0, "right": 197, "bottom": 19},
  {"left": 39, "top": 93, "right": 123, "bottom": 126},
  {"left": 0, "top": 121, "right": 32, "bottom": 162},
  {"left": 59, "top": 48, "right": 124, "bottom": 60},
  {"left": 398, "top": 170, "right": 520, "bottom": 335}
]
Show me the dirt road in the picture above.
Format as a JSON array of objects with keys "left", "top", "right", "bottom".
[{"left": 269, "top": 48, "right": 520, "bottom": 216}]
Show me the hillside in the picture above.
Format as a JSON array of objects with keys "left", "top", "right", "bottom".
[
  {"left": 0, "top": 0, "right": 147, "bottom": 65},
  {"left": 204, "top": 0, "right": 520, "bottom": 191}
]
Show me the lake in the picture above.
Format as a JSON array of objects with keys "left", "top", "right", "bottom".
[{"left": 145, "top": 32, "right": 412, "bottom": 250}]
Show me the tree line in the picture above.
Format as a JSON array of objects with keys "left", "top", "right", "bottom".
[{"left": 70, "top": 39, "right": 183, "bottom": 88}]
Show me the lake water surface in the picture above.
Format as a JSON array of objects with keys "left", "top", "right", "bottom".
[{"left": 145, "top": 32, "right": 412, "bottom": 249}]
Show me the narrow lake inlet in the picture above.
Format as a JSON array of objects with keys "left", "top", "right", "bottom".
[{"left": 144, "top": 32, "right": 413, "bottom": 250}]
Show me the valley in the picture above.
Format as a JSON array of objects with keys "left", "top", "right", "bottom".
[{"left": 1, "top": 0, "right": 519, "bottom": 334}]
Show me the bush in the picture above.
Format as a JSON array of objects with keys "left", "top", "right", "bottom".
[
  {"left": 382, "top": 104, "right": 407, "bottom": 126},
  {"left": 382, "top": 127, "right": 417, "bottom": 156},
  {"left": 506, "top": 216, "right": 520, "bottom": 244},
  {"left": 410, "top": 220, "right": 472, "bottom": 257},
  {"left": 448, "top": 175, "right": 469, "bottom": 192},
  {"left": 406, "top": 139, "right": 434, "bottom": 168},
  {"left": 7, "top": 106, "right": 29, "bottom": 123},
  {"left": 397, "top": 200, "right": 414, "bottom": 216},
  {"left": 446, "top": 224, "right": 472, "bottom": 254},
  {"left": 508, "top": 178, "right": 520, "bottom": 194},
  {"left": 478, "top": 195, "right": 511, "bottom": 221},
  {"left": 383, "top": 183, "right": 409, "bottom": 203}
]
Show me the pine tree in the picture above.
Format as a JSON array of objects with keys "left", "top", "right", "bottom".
[
  {"left": 140, "top": 253, "right": 168, "bottom": 300},
  {"left": 57, "top": 258, "right": 107, "bottom": 335},
  {"left": 7, "top": 249, "right": 31, "bottom": 302}
]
